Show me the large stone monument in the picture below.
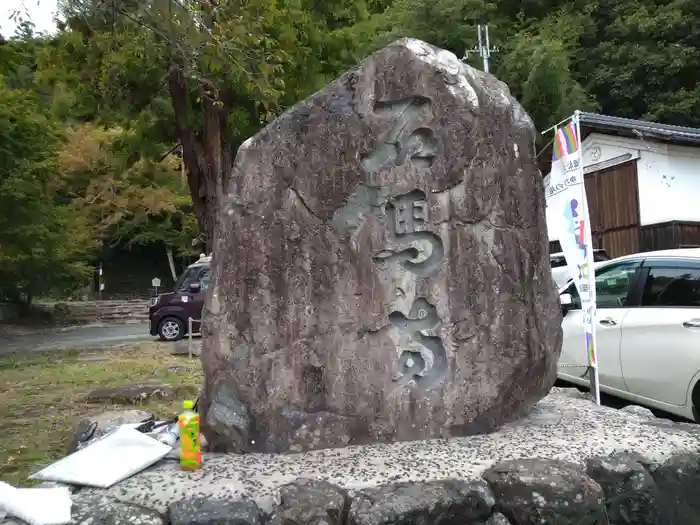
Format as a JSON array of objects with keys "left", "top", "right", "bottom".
[{"left": 200, "top": 38, "right": 562, "bottom": 453}]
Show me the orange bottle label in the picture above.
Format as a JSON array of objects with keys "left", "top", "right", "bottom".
[{"left": 179, "top": 414, "right": 201, "bottom": 469}]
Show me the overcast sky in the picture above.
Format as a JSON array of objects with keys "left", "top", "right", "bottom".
[{"left": 1, "top": 0, "right": 59, "bottom": 37}]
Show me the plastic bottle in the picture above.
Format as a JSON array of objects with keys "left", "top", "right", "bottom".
[
  {"left": 178, "top": 400, "right": 202, "bottom": 471},
  {"left": 155, "top": 422, "right": 179, "bottom": 447}
]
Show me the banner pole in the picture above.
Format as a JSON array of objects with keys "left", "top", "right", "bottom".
[
  {"left": 573, "top": 110, "right": 601, "bottom": 405},
  {"left": 542, "top": 115, "right": 575, "bottom": 136}
]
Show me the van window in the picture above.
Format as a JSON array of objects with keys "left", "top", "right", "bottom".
[
  {"left": 550, "top": 255, "right": 567, "bottom": 268},
  {"left": 175, "top": 265, "right": 206, "bottom": 292},
  {"left": 199, "top": 268, "right": 211, "bottom": 292}
]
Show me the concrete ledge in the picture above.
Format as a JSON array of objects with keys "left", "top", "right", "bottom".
[{"left": 4, "top": 389, "right": 700, "bottom": 525}]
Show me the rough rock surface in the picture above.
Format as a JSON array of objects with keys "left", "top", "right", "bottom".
[
  {"left": 169, "top": 498, "right": 262, "bottom": 525},
  {"left": 483, "top": 459, "right": 605, "bottom": 524},
  {"left": 70, "top": 493, "right": 165, "bottom": 525},
  {"left": 649, "top": 453, "right": 700, "bottom": 523},
  {"left": 485, "top": 513, "right": 512, "bottom": 525},
  {"left": 619, "top": 405, "right": 656, "bottom": 419},
  {"left": 268, "top": 479, "right": 347, "bottom": 525},
  {"left": 350, "top": 479, "right": 494, "bottom": 525},
  {"left": 585, "top": 452, "right": 660, "bottom": 524},
  {"left": 201, "top": 37, "right": 561, "bottom": 453}
]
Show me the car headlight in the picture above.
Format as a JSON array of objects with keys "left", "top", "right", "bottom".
[{"left": 149, "top": 296, "right": 159, "bottom": 308}]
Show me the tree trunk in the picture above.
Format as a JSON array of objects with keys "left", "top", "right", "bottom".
[
  {"left": 165, "top": 246, "right": 177, "bottom": 281},
  {"left": 167, "top": 63, "right": 232, "bottom": 251}
]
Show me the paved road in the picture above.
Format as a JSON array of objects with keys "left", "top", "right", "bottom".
[{"left": 0, "top": 323, "right": 154, "bottom": 354}]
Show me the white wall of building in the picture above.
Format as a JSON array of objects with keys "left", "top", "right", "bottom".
[{"left": 545, "top": 133, "right": 700, "bottom": 241}]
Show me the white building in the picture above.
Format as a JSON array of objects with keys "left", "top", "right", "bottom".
[{"left": 542, "top": 113, "right": 700, "bottom": 258}]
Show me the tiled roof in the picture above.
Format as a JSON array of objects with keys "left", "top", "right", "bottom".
[{"left": 578, "top": 112, "right": 700, "bottom": 145}]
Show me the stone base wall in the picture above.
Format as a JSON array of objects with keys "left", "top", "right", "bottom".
[
  {"left": 31, "top": 300, "right": 149, "bottom": 325},
  {"left": 25, "top": 451, "right": 700, "bottom": 525},
  {"left": 7, "top": 391, "right": 700, "bottom": 525}
]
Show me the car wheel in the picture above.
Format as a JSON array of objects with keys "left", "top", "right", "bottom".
[
  {"left": 693, "top": 385, "right": 700, "bottom": 423},
  {"left": 158, "top": 317, "right": 185, "bottom": 341}
]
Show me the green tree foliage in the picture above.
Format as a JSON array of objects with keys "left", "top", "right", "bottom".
[
  {"left": 576, "top": 0, "right": 700, "bottom": 126},
  {"left": 0, "top": 22, "right": 42, "bottom": 90},
  {"left": 0, "top": 79, "right": 97, "bottom": 303},
  {"left": 57, "top": 124, "right": 198, "bottom": 258},
  {"left": 496, "top": 9, "right": 599, "bottom": 131},
  {"left": 36, "top": 0, "right": 384, "bottom": 245},
  {"left": 373, "top": 0, "right": 699, "bottom": 133},
  {"left": 1, "top": 0, "right": 699, "bottom": 303},
  {"left": 368, "top": 0, "right": 598, "bottom": 132}
]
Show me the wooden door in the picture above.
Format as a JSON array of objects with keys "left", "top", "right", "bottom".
[{"left": 584, "top": 161, "right": 641, "bottom": 258}]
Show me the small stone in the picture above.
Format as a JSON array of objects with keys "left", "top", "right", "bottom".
[
  {"left": 349, "top": 479, "right": 494, "bottom": 525},
  {"left": 549, "top": 386, "right": 594, "bottom": 401},
  {"left": 167, "top": 366, "right": 191, "bottom": 374},
  {"left": 86, "top": 384, "right": 173, "bottom": 405},
  {"left": 482, "top": 459, "right": 605, "bottom": 525},
  {"left": 586, "top": 451, "right": 660, "bottom": 525},
  {"left": 268, "top": 479, "right": 346, "bottom": 525},
  {"left": 650, "top": 453, "right": 700, "bottom": 523},
  {"left": 168, "top": 498, "right": 262, "bottom": 525},
  {"left": 619, "top": 405, "right": 655, "bottom": 419},
  {"left": 485, "top": 512, "right": 512, "bottom": 525}
]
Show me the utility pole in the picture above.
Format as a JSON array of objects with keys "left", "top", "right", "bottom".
[{"left": 465, "top": 24, "right": 499, "bottom": 73}]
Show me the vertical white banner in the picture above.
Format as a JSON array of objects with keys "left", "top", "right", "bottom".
[{"left": 545, "top": 111, "right": 600, "bottom": 404}]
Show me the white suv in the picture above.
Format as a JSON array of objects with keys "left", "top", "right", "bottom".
[{"left": 557, "top": 248, "right": 700, "bottom": 422}]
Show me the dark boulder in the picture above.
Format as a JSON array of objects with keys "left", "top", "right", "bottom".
[
  {"left": 349, "top": 479, "right": 494, "bottom": 525},
  {"left": 268, "top": 479, "right": 347, "bottom": 525},
  {"left": 482, "top": 458, "right": 605, "bottom": 525},
  {"left": 168, "top": 498, "right": 263, "bottom": 525},
  {"left": 586, "top": 451, "right": 661, "bottom": 525}
]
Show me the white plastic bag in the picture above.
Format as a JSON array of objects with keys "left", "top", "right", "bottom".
[
  {"left": 30, "top": 426, "right": 171, "bottom": 488},
  {"left": 0, "top": 482, "right": 72, "bottom": 525}
]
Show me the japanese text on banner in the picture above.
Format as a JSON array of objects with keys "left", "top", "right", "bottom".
[{"left": 544, "top": 121, "right": 591, "bottom": 302}]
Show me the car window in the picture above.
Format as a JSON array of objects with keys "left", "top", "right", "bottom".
[
  {"left": 565, "top": 261, "right": 640, "bottom": 309},
  {"left": 176, "top": 266, "right": 201, "bottom": 291},
  {"left": 550, "top": 255, "right": 567, "bottom": 268},
  {"left": 198, "top": 268, "right": 211, "bottom": 292},
  {"left": 641, "top": 267, "right": 700, "bottom": 307}
]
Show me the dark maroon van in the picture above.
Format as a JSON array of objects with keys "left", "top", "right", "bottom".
[{"left": 148, "top": 255, "right": 211, "bottom": 341}]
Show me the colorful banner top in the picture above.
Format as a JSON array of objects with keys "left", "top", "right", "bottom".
[{"left": 553, "top": 121, "right": 580, "bottom": 161}]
